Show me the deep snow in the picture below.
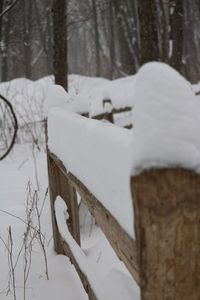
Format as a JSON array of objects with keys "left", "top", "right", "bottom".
[
  {"left": 48, "top": 62, "right": 200, "bottom": 239},
  {"left": 1, "top": 63, "right": 200, "bottom": 299},
  {"left": 0, "top": 145, "right": 139, "bottom": 300}
]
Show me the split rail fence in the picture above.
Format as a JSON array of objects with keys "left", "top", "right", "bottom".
[{"left": 47, "top": 115, "right": 200, "bottom": 300}]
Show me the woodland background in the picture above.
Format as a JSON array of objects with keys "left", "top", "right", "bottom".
[{"left": 0, "top": 0, "right": 200, "bottom": 85}]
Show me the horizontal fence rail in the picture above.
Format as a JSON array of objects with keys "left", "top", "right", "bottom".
[
  {"left": 47, "top": 150, "right": 139, "bottom": 299},
  {"left": 91, "top": 105, "right": 133, "bottom": 129},
  {"left": 47, "top": 116, "right": 200, "bottom": 300}
]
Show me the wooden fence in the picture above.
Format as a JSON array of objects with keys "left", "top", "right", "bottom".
[
  {"left": 92, "top": 106, "right": 133, "bottom": 129},
  {"left": 88, "top": 100, "right": 133, "bottom": 129},
  {"left": 47, "top": 129, "right": 200, "bottom": 300}
]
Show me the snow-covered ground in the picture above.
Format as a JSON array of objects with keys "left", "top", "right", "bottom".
[
  {"left": 0, "top": 145, "right": 86, "bottom": 300},
  {"left": 1, "top": 63, "right": 200, "bottom": 299},
  {"left": 0, "top": 73, "right": 139, "bottom": 299},
  {"left": 0, "top": 144, "right": 139, "bottom": 300},
  {"left": 0, "top": 74, "right": 109, "bottom": 145}
]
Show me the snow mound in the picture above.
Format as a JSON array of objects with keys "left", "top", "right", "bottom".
[
  {"left": 192, "top": 82, "right": 200, "bottom": 95},
  {"left": 45, "top": 75, "right": 136, "bottom": 124},
  {"left": 44, "top": 85, "right": 70, "bottom": 115},
  {"left": 52, "top": 75, "right": 136, "bottom": 118},
  {"left": 87, "top": 75, "right": 136, "bottom": 117},
  {"left": 68, "top": 74, "right": 109, "bottom": 96},
  {"left": 132, "top": 62, "right": 200, "bottom": 174},
  {"left": 0, "top": 77, "right": 45, "bottom": 127},
  {"left": 44, "top": 84, "right": 89, "bottom": 115}
]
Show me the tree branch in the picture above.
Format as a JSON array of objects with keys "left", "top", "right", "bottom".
[
  {"left": 0, "top": 94, "right": 18, "bottom": 160},
  {"left": 0, "top": 0, "right": 20, "bottom": 19}
]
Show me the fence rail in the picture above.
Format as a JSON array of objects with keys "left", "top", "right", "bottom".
[
  {"left": 91, "top": 105, "right": 133, "bottom": 129},
  {"left": 47, "top": 124, "right": 200, "bottom": 300},
  {"left": 47, "top": 150, "right": 139, "bottom": 300}
]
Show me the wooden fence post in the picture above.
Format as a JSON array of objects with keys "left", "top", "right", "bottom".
[
  {"left": 47, "top": 151, "right": 63, "bottom": 253},
  {"left": 131, "top": 168, "right": 200, "bottom": 300},
  {"left": 47, "top": 151, "right": 80, "bottom": 254}
]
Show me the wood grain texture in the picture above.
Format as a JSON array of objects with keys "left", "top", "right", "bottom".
[
  {"left": 131, "top": 168, "right": 200, "bottom": 300},
  {"left": 61, "top": 237, "right": 98, "bottom": 300}
]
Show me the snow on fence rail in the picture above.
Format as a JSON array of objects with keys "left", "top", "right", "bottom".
[
  {"left": 47, "top": 121, "right": 200, "bottom": 299},
  {"left": 45, "top": 83, "right": 133, "bottom": 129},
  {"left": 47, "top": 125, "right": 200, "bottom": 300},
  {"left": 46, "top": 63, "right": 200, "bottom": 300}
]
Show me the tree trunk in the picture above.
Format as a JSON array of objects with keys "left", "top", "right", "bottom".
[
  {"left": 109, "top": 0, "right": 115, "bottom": 79},
  {"left": 1, "top": 14, "right": 10, "bottom": 81},
  {"left": 0, "top": 0, "right": 4, "bottom": 39},
  {"left": 113, "top": 0, "right": 137, "bottom": 75},
  {"left": 170, "top": 0, "right": 183, "bottom": 72},
  {"left": 156, "top": 0, "right": 170, "bottom": 62},
  {"left": 23, "top": 0, "right": 32, "bottom": 79},
  {"left": 52, "top": 0, "right": 68, "bottom": 90},
  {"left": 138, "top": 0, "right": 159, "bottom": 65},
  {"left": 0, "top": 0, "right": 4, "bottom": 80},
  {"left": 91, "top": 0, "right": 100, "bottom": 77}
]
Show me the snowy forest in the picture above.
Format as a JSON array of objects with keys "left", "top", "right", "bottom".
[
  {"left": 0, "top": 0, "right": 200, "bottom": 83},
  {"left": 1, "top": 1, "right": 200, "bottom": 300}
]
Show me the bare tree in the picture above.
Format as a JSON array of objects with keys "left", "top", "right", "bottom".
[
  {"left": 52, "top": 0, "right": 68, "bottom": 90},
  {"left": 138, "top": 0, "right": 159, "bottom": 65},
  {"left": 112, "top": 0, "right": 139, "bottom": 74},
  {"left": 170, "top": 0, "right": 183, "bottom": 72},
  {"left": 0, "top": 0, "right": 20, "bottom": 19},
  {"left": 0, "top": 0, "right": 199, "bottom": 83},
  {"left": 0, "top": 0, "right": 4, "bottom": 39},
  {"left": 91, "top": 0, "right": 100, "bottom": 76}
]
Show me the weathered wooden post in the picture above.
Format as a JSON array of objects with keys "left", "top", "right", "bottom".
[
  {"left": 131, "top": 168, "right": 200, "bottom": 300},
  {"left": 47, "top": 152, "right": 80, "bottom": 253},
  {"left": 47, "top": 152, "right": 64, "bottom": 254}
]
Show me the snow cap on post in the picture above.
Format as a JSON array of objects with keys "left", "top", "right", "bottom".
[
  {"left": 132, "top": 62, "right": 200, "bottom": 174},
  {"left": 44, "top": 84, "right": 89, "bottom": 116},
  {"left": 44, "top": 84, "right": 71, "bottom": 116}
]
